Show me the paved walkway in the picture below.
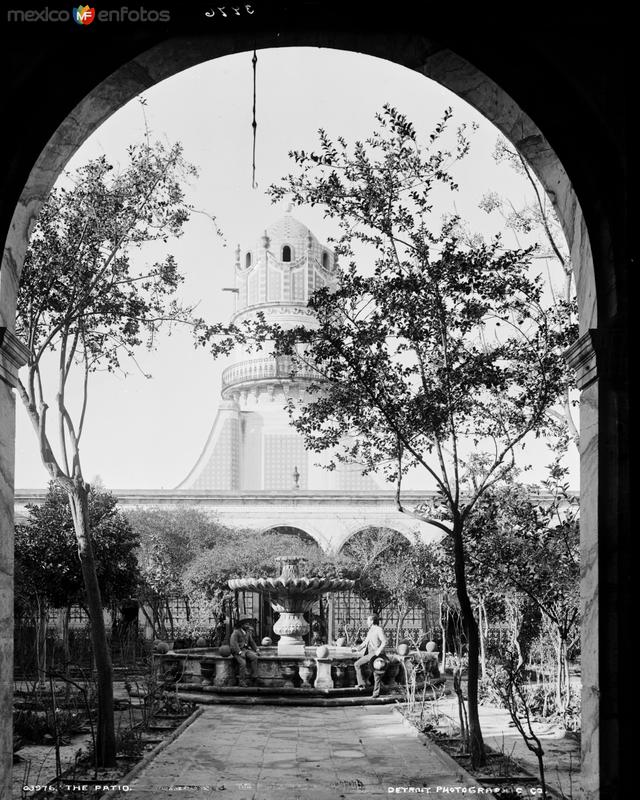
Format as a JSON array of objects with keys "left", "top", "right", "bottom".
[{"left": 113, "top": 705, "right": 486, "bottom": 799}]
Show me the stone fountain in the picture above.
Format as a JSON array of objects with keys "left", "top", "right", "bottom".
[
  {"left": 154, "top": 555, "right": 442, "bottom": 702},
  {"left": 228, "top": 556, "right": 354, "bottom": 654}
]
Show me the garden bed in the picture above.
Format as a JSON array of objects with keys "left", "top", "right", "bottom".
[
  {"left": 427, "top": 730, "right": 542, "bottom": 799},
  {"left": 397, "top": 689, "right": 581, "bottom": 800},
  {"left": 14, "top": 680, "right": 200, "bottom": 799}
]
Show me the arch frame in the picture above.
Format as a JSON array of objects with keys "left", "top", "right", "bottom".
[{"left": 0, "top": 23, "right": 629, "bottom": 800}]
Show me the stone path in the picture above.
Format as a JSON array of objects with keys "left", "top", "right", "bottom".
[{"left": 113, "top": 705, "right": 486, "bottom": 799}]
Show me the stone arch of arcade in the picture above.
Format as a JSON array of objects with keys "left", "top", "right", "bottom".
[
  {"left": 259, "top": 523, "right": 326, "bottom": 551},
  {"left": 218, "top": 506, "right": 442, "bottom": 555},
  {"left": 336, "top": 521, "right": 439, "bottom": 555},
  {"left": 0, "top": 17, "right": 629, "bottom": 800}
]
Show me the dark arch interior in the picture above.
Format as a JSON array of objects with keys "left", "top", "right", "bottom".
[{"left": 0, "top": 19, "right": 630, "bottom": 798}]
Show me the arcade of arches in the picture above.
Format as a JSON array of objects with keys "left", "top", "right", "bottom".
[
  {"left": 211, "top": 525, "right": 429, "bottom": 650},
  {"left": 0, "top": 15, "right": 630, "bottom": 799}
]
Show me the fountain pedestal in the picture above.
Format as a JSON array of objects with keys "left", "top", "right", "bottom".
[{"left": 272, "top": 611, "right": 309, "bottom": 656}]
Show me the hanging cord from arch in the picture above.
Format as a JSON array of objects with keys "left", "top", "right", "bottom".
[{"left": 252, "top": 49, "right": 258, "bottom": 189}]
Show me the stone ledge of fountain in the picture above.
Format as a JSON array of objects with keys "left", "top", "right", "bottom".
[
  {"left": 163, "top": 646, "right": 359, "bottom": 658},
  {"left": 158, "top": 646, "right": 440, "bottom": 665},
  {"left": 171, "top": 691, "right": 407, "bottom": 707},
  {"left": 157, "top": 557, "right": 440, "bottom": 698},
  {"left": 155, "top": 646, "right": 441, "bottom": 700},
  {"left": 172, "top": 683, "right": 386, "bottom": 695}
]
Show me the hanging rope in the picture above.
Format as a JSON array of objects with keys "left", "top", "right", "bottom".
[{"left": 252, "top": 49, "right": 258, "bottom": 189}]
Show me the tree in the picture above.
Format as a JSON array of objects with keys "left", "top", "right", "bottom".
[
  {"left": 15, "top": 138, "right": 198, "bottom": 766},
  {"left": 340, "top": 528, "right": 440, "bottom": 644},
  {"left": 127, "top": 507, "right": 339, "bottom": 641},
  {"left": 377, "top": 541, "right": 441, "bottom": 646},
  {"left": 464, "top": 471, "right": 580, "bottom": 716},
  {"left": 201, "top": 106, "right": 576, "bottom": 766},
  {"left": 183, "top": 530, "right": 335, "bottom": 635},
  {"left": 184, "top": 530, "right": 325, "bottom": 592},
  {"left": 340, "top": 528, "right": 412, "bottom": 617},
  {"left": 126, "top": 507, "right": 214, "bottom": 640},
  {"left": 478, "top": 139, "right": 579, "bottom": 448},
  {"left": 15, "top": 482, "right": 140, "bottom": 677},
  {"left": 185, "top": 526, "right": 351, "bottom": 647}
]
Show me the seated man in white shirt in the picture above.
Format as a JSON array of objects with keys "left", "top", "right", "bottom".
[{"left": 354, "top": 614, "right": 387, "bottom": 696}]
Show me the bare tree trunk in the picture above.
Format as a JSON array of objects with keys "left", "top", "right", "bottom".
[
  {"left": 35, "top": 597, "right": 47, "bottom": 686},
  {"left": 184, "top": 595, "right": 191, "bottom": 623},
  {"left": 451, "top": 521, "right": 486, "bottom": 768},
  {"left": 440, "top": 599, "right": 448, "bottom": 674},
  {"left": 61, "top": 604, "right": 72, "bottom": 702},
  {"left": 395, "top": 607, "right": 409, "bottom": 648},
  {"left": 68, "top": 482, "right": 116, "bottom": 768},
  {"left": 165, "top": 598, "right": 175, "bottom": 641},
  {"left": 150, "top": 599, "right": 166, "bottom": 640},
  {"left": 477, "top": 599, "right": 487, "bottom": 681},
  {"left": 551, "top": 633, "right": 565, "bottom": 713},
  {"left": 563, "top": 642, "right": 572, "bottom": 716},
  {"left": 61, "top": 604, "right": 71, "bottom": 671},
  {"left": 139, "top": 603, "right": 157, "bottom": 640},
  {"left": 506, "top": 595, "right": 524, "bottom": 670},
  {"left": 453, "top": 665, "right": 469, "bottom": 750},
  {"left": 556, "top": 638, "right": 562, "bottom": 711},
  {"left": 556, "top": 633, "right": 570, "bottom": 715}
]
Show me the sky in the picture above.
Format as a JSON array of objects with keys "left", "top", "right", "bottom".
[{"left": 14, "top": 47, "right": 579, "bottom": 490}]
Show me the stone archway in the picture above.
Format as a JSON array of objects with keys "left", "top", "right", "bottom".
[
  {"left": 0, "top": 26, "right": 627, "bottom": 799},
  {"left": 259, "top": 524, "right": 325, "bottom": 551},
  {"left": 336, "top": 521, "right": 435, "bottom": 555},
  {"left": 256, "top": 521, "right": 332, "bottom": 553}
]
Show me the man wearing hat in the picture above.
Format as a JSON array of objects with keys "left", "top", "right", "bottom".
[{"left": 230, "top": 616, "right": 259, "bottom": 685}]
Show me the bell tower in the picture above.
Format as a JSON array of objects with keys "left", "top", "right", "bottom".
[{"left": 176, "top": 209, "right": 378, "bottom": 492}]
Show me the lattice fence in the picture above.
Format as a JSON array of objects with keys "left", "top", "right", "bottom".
[{"left": 330, "top": 591, "right": 431, "bottom": 648}]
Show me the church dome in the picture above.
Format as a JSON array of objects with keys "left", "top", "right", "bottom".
[
  {"left": 233, "top": 207, "right": 336, "bottom": 319},
  {"left": 244, "top": 207, "right": 324, "bottom": 265},
  {"left": 265, "top": 209, "right": 317, "bottom": 245}
]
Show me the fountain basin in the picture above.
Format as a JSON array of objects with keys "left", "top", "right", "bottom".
[
  {"left": 228, "top": 556, "right": 355, "bottom": 655},
  {"left": 156, "top": 645, "right": 440, "bottom": 697}
]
